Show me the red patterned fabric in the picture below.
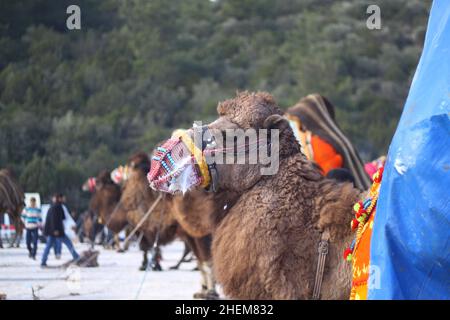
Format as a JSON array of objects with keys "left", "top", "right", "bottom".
[
  {"left": 147, "top": 137, "right": 202, "bottom": 192},
  {"left": 148, "top": 138, "right": 181, "bottom": 185}
]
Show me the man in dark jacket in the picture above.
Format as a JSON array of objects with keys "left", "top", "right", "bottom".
[{"left": 41, "top": 194, "right": 79, "bottom": 267}]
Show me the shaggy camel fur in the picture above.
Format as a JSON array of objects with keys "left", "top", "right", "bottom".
[
  {"left": 0, "top": 169, "right": 25, "bottom": 217},
  {"left": 168, "top": 189, "right": 239, "bottom": 238},
  {"left": 212, "top": 92, "right": 362, "bottom": 299},
  {"left": 166, "top": 189, "right": 240, "bottom": 298},
  {"left": 0, "top": 169, "right": 25, "bottom": 249},
  {"left": 156, "top": 92, "right": 362, "bottom": 299}
]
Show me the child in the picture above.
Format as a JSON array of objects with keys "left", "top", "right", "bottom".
[{"left": 21, "top": 197, "right": 42, "bottom": 259}]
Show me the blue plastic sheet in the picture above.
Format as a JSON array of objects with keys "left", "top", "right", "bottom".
[{"left": 368, "top": 0, "right": 450, "bottom": 299}]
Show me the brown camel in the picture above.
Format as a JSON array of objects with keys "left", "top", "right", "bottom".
[
  {"left": 107, "top": 152, "right": 180, "bottom": 271},
  {"left": 149, "top": 92, "right": 361, "bottom": 299},
  {"left": 0, "top": 169, "right": 25, "bottom": 249},
  {"left": 81, "top": 171, "right": 121, "bottom": 248}
]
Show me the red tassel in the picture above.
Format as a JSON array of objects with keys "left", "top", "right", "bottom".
[
  {"left": 351, "top": 218, "right": 359, "bottom": 230},
  {"left": 343, "top": 248, "right": 352, "bottom": 260}
]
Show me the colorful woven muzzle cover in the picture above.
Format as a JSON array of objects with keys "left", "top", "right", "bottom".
[
  {"left": 110, "top": 165, "right": 130, "bottom": 184},
  {"left": 147, "top": 130, "right": 211, "bottom": 193}
]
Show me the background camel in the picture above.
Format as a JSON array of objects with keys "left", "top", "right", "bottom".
[
  {"left": 107, "top": 152, "right": 178, "bottom": 271},
  {"left": 150, "top": 92, "right": 362, "bottom": 299},
  {"left": 82, "top": 170, "right": 121, "bottom": 249},
  {"left": 111, "top": 152, "right": 231, "bottom": 298},
  {"left": 0, "top": 169, "right": 25, "bottom": 249}
]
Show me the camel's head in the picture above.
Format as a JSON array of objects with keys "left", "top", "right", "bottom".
[
  {"left": 118, "top": 152, "right": 151, "bottom": 210},
  {"left": 82, "top": 170, "right": 116, "bottom": 192},
  {"left": 96, "top": 170, "right": 115, "bottom": 187},
  {"left": 107, "top": 152, "right": 151, "bottom": 232},
  {"left": 128, "top": 152, "right": 151, "bottom": 175},
  {"left": 148, "top": 91, "right": 300, "bottom": 194}
]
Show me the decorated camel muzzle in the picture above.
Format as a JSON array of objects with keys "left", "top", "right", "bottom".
[
  {"left": 148, "top": 121, "right": 280, "bottom": 194},
  {"left": 147, "top": 127, "right": 215, "bottom": 194},
  {"left": 110, "top": 165, "right": 131, "bottom": 185},
  {"left": 81, "top": 177, "right": 97, "bottom": 192}
]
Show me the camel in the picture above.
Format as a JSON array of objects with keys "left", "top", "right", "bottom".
[
  {"left": 81, "top": 171, "right": 121, "bottom": 249},
  {"left": 107, "top": 152, "right": 180, "bottom": 271},
  {"left": 149, "top": 91, "right": 362, "bottom": 299},
  {"left": 0, "top": 169, "right": 25, "bottom": 249},
  {"left": 109, "top": 152, "right": 236, "bottom": 298},
  {"left": 88, "top": 170, "right": 122, "bottom": 248}
]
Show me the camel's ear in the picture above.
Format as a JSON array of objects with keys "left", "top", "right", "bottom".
[{"left": 263, "top": 114, "right": 290, "bottom": 131}]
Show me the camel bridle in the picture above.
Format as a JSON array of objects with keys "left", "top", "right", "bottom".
[
  {"left": 148, "top": 126, "right": 219, "bottom": 193},
  {"left": 200, "top": 125, "right": 275, "bottom": 193},
  {"left": 199, "top": 125, "right": 219, "bottom": 193},
  {"left": 178, "top": 125, "right": 219, "bottom": 192},
  {"left": 148, "top": 124, "right": 275, "bottom": 194}
]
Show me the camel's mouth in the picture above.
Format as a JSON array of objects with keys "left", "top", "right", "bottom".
[{"left": 147, "top": 136, "right": 204, "bottom": 194}]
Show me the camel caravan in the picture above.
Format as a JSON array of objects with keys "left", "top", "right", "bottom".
[
  {"left": 0, "top": 92, "right": 391, "bottom": 300},
  {"left": 67, "top": 5, "right": 450, "bottom": 299},
  {"left": 67, "top": 91, "right": 385, "bottom": 300},
  {"left": 1, "top": 91, "right": 446, "bottom": 300},
  {"left": 2, "top": 3, "right": 448, "bottom": 301},
  {"left": 0, "top": 91, "right": 381, "bottom": 300}
]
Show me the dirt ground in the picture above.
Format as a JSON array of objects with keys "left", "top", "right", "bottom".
[{"left": 0, "top": 239, "right": 211, "bottom": 300}]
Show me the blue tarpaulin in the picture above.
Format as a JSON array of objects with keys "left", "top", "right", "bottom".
[{"left": 368, "top": 0, "right": 450, "bottom": 299}]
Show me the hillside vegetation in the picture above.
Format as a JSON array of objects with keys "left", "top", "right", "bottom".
[{"left": 0, "top": 0, "right": 431, "bottom": 210}]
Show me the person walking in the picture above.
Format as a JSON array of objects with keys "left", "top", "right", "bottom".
[
  {"left": 21, "top": 197, "right": 42, "bottom": 259},
  {"left": 41, "top": 194, "right": 79, "bottom": 267},
  {"left": 41, "top": 195, "right": 62, "bottom": 259}
]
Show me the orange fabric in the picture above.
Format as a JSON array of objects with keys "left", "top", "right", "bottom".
[
  {"left": 350, "top": 209, "right": 376, "bottom": 300},
  {"left": 311, "top": 135, "right": 343, "bottom": 175},
  {"left": 286, "top": 116, "right": 314, "bottom": 161}
]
